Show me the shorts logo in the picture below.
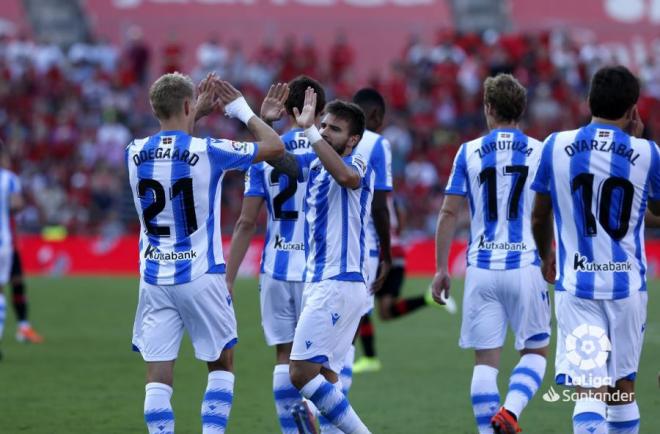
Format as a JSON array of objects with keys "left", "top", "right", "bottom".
[
  {"left": 273, "top": 235, "right": 304, "bottom": 251},
  {"left": 564, "top": 324, "right": 613, "bottom": 387},
  {"left": 144, "top": 244, "right": 197, "bottom": 261},
  {"left": 477, "top": 235, "right": 527, "bottom": 251},
  {"left": 305, "top": 340, "right": 312, "bottom": 349},
  {"left": 331, "top": 313, "right": 340, "bottom": 326},
  {"left": 572, "top": 253, "right": 632, "bottom": 272},
  {"left": 226, "top": 295, "right": 232, "bottom": 306}
]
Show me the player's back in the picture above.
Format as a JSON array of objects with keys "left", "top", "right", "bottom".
[
  {"left": 245, "top": 129, "right": 312, "bottom": 281},
  {"left": 446, "top": 128, "right": 543, "bottom": 270},
  {"left": 0, "top": 168, "right": 19, "bottom": 252},
  {"left": 535, "top": 124, "right": 659, "bottom": 299},
  {"left": 127, "top": 130, "right": 256, "bottom": 285}
]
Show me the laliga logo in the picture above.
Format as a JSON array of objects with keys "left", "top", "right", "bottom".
[{"left": 566, "top": 324, "right": 611, "bottom": 370}]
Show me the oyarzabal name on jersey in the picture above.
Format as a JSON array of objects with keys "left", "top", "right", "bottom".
[
  {"left": 132, "top": 147, "right": 199, "bottom": 166},
  {"left": 144, "top": 244, "right": 198, "bottom": 261},
  {"left": 273, "top": 235, "right": 304, "bottom": 251},
  {"left": 475, "top": 140, "right": 533, "bottom": 158},
  {"left": 478, "top": 236, "right": 527, "bottom": 251},
  {"left": 572, "top": 253, "right": 632, "bottom": 272},
  {"left": 563, "top": 140, "right": 640, "bottom": 165}
]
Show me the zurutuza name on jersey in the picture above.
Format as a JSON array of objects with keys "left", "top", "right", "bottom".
[
  {"left": 478, "top": 236, "right": 527, "bottom": 251},
  {"left": 475, "top": 140, "right": 533, "bottom": 158},
  {"left": 273, "top": 235, "right": 304, "bottom": 251},
  {"left": 573, "top": 253, "right": 632, "bottom": 272},
  {"left": 132, "top": 147, "right": 199, "bottom": 167},
  {"left": 563, "top": 140, "right": 640, "bottom": 165},
  {"left": 144, "top": 244, "right": 197, "bottom": 261}
]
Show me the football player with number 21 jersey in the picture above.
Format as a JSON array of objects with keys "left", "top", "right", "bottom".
[
  {"left": 532, "top": 66, "right": 660, "bottom": 434},
  {"left": 433, "top": 74, "right": 551, "bottom": 434},
  {"left": 126, "top": 72, "right": 284, "bottom": 434}
]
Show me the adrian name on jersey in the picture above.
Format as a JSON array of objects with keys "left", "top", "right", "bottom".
[
  {"left": 144, "top": 244, "right": 198, "bottom": 261},
  {"left": 478, "top": 235, "right": 528, "bottom": 252}
]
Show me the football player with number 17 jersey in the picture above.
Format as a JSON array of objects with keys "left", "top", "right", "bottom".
[
  {"left": 127, "top": 73, "right": 284, "bottom": 434},
  {"left": 532, "top": 66, "right": 660, "bottom": 434}
]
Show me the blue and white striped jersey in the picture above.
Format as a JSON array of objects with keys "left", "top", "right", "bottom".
[
  {"left": 127, "top": 130, "right": 258, "bottom": 285},
  {"left": 354, "top": 130, "right": 393, "bottom": 258},
  {"left": 531, "top": 124, "right": 660, "bottom": 300},
  {"left": 244, "top": 129, "right": 312, "bottom": 281},
  {"left": 302, "top": 152, "right": 374, "bottom": 283},
  {"left": 445, "top": 128, "right": 543, "bottom": 270},
  {"left": 0, "top": 168, "right": 21, "bottom": 252}
]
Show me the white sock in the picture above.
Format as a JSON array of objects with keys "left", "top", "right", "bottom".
[
  {"left": 573, "top": 398, "right": 607, "bottom": 434},
  {"left": 503, "top": 353, "right": 546, "bottom": 418},
  {"left": 273, "top": 364, "right": 301, "bottom": 434},
  {"left": 607, "top": 402, "right": 640, "bottom": 434},
  {"left": 340, "top": 345, "right": 355, "bottom": 396},
  {"left": 144, "top": 382, "right": 174, "bottom": 434},
  {"left": 201, "top": 370, "right": 234, "bottom": 434},
  {"left": 0, "top": 293, "right": 6, "bottom": 339},
  {"left": 300, "top": 374, "right": 370, "bottom": 434},
  {"left": 471, "top": 365, "right": 499, "bottom": 434}
]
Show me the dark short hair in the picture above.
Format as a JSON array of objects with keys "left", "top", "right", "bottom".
[
  {"left": 483, "top": 73, "right": 527, "bottom": 123},
  {"left": 325, "top": 100, "right": 366, "bottom": 138},
  {"left": 588, "top": 66, "right": 640, "bottom": 120},
  {"left": 286, "top": 75, "right": 326, "bottom": 117},
  {"left": 352, "top": 88, "right": 385, "bottom": 114}
]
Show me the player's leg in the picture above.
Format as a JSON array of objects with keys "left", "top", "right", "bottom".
[
  {"left": 290, "top": 280, "right": 370, "bottom": 434},
  {"left": 376, "top": 265, "right": 429, "bottom": 321},
  {"left": 605, "top": 290, "right": 646, "bottom": 434},
  {"left": 353, "top": 256, "right": 380, "bottom": 374},
  {"left": 461, "top": 267, "right": 507, "bottom": 434},
  {"left": 133, "top": 279, "right": 183, "bottom": 434},
  {"left": 494, "top": 265, "right": 551, "bottom": 433},
  {"left": 175, "top": 274, "right": 238, "bottom": 434},
  {"left": 0, "top": 249, "right": 10, "bottom": 353},
  {"left": 555, "top": 292, "right": 609, "bottom": 434},
  {"left": 11, "top": 250, "right": 43, "bottom": 343}
]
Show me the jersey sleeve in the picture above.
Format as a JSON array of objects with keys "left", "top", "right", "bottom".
[
  {"left": 295, "top": 152, "right": 317, "bottom": 182},
  {"left": 530, "top": 134, "right": 556, "bottom": 194},
  {"left": 207, "top": 137, "right": 258, "bottom": 171},
  {"left": 348, "top": 153, "right": 368, "bottom": 179},
  {"left": 8, "top": 173, "right": 21, "bottom": 194},
  {"left": 649, "top": 141, "right": 660, "bottom": 201},
  {"left": 244, "top": 164, "right": 266, "bottom": 198},
  {"left": 444, "top": 144, "right": 468, "bottom": 196},
  {"left": 370, "top": 137, "right": 393, "bottom": 191}
]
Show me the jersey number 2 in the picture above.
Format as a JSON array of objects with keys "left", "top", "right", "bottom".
[
  {"left": 269, "top": 169, "right": 299, "bottom": 221},
  {"left": 138, "top": 178, "right": 198, "bottom": 237}
]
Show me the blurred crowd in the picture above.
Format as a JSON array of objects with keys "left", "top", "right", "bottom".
[{"left": 0, "top": 28, "right": 658, "bottom": 239}]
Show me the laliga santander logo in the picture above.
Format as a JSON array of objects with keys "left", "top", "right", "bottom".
[{"left": 566, "top": 324, "right": 611, "bottom": 371}]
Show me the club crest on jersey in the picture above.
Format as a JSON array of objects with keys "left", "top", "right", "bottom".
[
  {"left": 572, "top": 253, "right": 632, "bottom": 272},
  {"left": 144, "top": 244, "right": 197, "bottom": 261}
]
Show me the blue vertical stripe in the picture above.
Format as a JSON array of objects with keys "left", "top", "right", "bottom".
[
  {"left": 633, "top": 142, "right": 654, "bottom": 293},
  {"left": 477, "top": 131, "right": 498, "bottom": 267},
  {"left": 138, "top": 135, "right": 164, "bottom": 280},
  {"left": 505, "top": 130, "right": 529, "bottom": 269},
  {"left": 312, "top": 173, "right": 331, "bottom": 281},
  {"left": 570, "top": 127, "right": 596, "bottom": 298},
  {"left": 340, "top": 188, "right": 349, "bottom": 274},
  {"left": 358, "top": 173, "right": 372, "bottom": 282},
  {"left": 262, "top": 181, "right": 274, "bottom": 276},
  {"left": 0, "top": 172, "right": 5, "bottom": 249},
  {"left": 609, "top": 129, "right": 631, "bottom": 299},
  {"left": 171, "top": 133, "right": 193, "bottom": 284},
  {"left": 206, "top": 137, "right": 224, "bottom": 274}
]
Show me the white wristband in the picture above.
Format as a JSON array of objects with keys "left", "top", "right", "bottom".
[
  {"left": 225, "top": 97, "right": 255, "bottom": 124},
  {"left": 304, "top": 125, "right": 323, "bottom": 144}
]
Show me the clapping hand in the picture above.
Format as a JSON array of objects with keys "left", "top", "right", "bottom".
[
  {"left": 260, "top": 83, "right": 289, "bottom": 123},
  {"left": 194, "top": 72, "right": 221, "bottom": 121},
  {"left": 292, "top": 87, "right": 317, "bottom": 129}
]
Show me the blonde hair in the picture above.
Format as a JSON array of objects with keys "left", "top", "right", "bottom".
[
  {"left": 149, "top": 72, "right": 195, "bottom": 120},
  {"left": 483, "top": 74, "right": 527, "bottom": 123}
]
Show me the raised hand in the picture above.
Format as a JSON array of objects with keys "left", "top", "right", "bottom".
[
  {"left": 431, "top": 269, "right": 451, "bottom": 305},
  {"left": 626, "top": 106, "right": 644, "bottom": 138},
  {"left": 217, "top": 80, "right": 243, "bottom": 107},
  {"left": 194, "top": 72, "right": 220, "bottom": 121},
  {"left": 260, "top": 83, "right": 289, "bottom": 123},
  {"left": 292, "top": 87, "right": 317, "bottom": 129}
]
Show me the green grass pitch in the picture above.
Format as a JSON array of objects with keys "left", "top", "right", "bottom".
[{"left": 0, "top": 276, "right": 658, "bottom": 433}]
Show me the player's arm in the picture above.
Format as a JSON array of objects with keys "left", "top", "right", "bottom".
[
  {"left": 226, "top": 196, "right": 264, "bottom": 295},
  {"left": 531, "top": 193, "right": 555, "bottom": 283},
  {"left": 370, "top": 190, "right": 391, "bottom": 293},
  {"left": 431, "top": 194, "right": 465, "bottom": 304},
  {"left": 296, "top": 88, "right": 360, "bottom": 188},
  {"left": 648, "top": 201, "right": 660, "bottom": 220},
  {"left": 217, "top": 80, "right": 284, "bottom": 163}
]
